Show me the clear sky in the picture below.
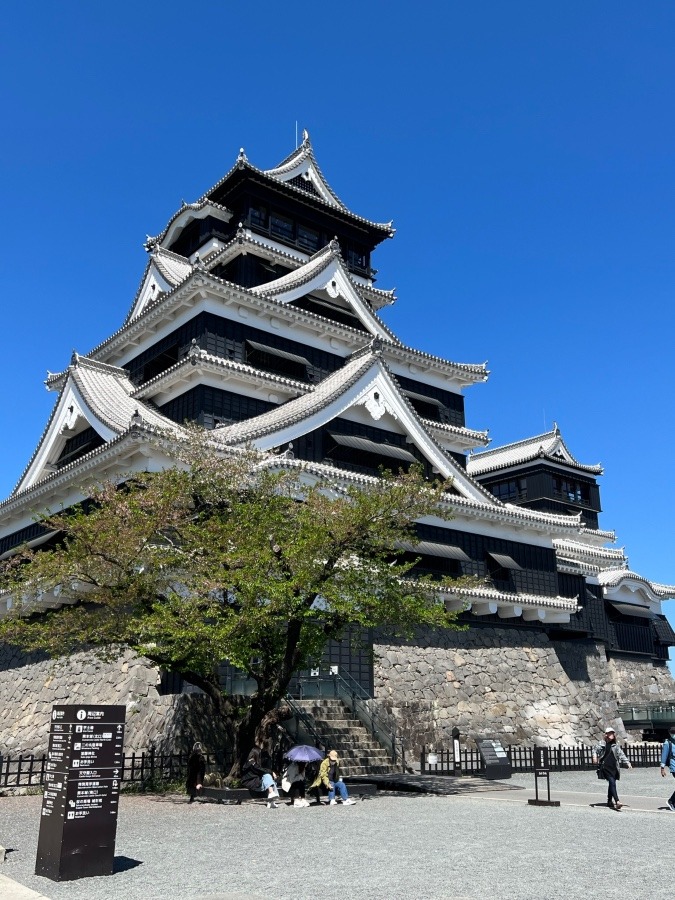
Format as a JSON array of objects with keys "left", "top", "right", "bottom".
[{"left": 1, "top": 3, "right": 673, "bottom": 644}]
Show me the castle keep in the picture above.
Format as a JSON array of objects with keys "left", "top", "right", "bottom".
[{"left": 1, "top": 134, "right": 673, "bottom": 756}]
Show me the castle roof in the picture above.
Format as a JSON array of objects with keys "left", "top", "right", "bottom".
[
  {"left": 467, "top": 424, "right": 603, "bottom": 476},
  {"left": 200, "top": 132, "right": 395, "bottom": 237},
  {"left": 14, "top": 354, "right": 177, "bottom": 496}
]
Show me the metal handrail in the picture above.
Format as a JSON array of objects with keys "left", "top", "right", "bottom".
[
  {"left": 292, "top": 671, "right": 403, "bottom": 768},
  {"left": 283, "top": 694, "right": 326, "bottom": 748}
]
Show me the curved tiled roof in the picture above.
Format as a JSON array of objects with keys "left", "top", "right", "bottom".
[
  {"left": 263, "top": 131, "right": 348, "bottom": 210},
  {"left": 211, "top": 349, "right": 375, "bottom": 446},
  {"left": 248, "top": 241, "right": 399, "bottom": 344},
  {"left": 467, "top": 425, "right": 603, "bottom": 476},
  {"left": 12, "top": 355, "right": 178, "bottom": 497},
  {"left": 597, "top": 568, "right": 675, "bottom": 597},
  {"left": 145, "top": 199, "right": 233, "bottom": 249},
  {"left": 130, "top": 348, "right": 311, "bottom": 400},
  {"left": 152, "top": 247, "right": 193, "bottom": 285},
  {"left": 440, "top": 583, "right": 579, "bottom": 612},
  {"left": 553, "top": 539, "right": 626, "bottom": 562},
  {"left": 199, "top": 139, "right": 394, "bottom": 236},
  {"left": 123, "top": 248, "right": 194, "bottom": 327}
]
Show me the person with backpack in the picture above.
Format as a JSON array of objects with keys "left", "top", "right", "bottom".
[
  {"left": 660, "top": 725, "right": 675, "bottom": 811},
  {"left": 592, "top": 727, "right": 632, "bottom": 810}
]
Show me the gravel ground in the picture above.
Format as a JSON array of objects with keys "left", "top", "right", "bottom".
[{"left": 1, "top": 768, "right": 673, "bottom": 900}]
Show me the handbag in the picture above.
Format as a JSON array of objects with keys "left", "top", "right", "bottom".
[{"left": 596, "top": 767, "right": 605, "bottom": 779}]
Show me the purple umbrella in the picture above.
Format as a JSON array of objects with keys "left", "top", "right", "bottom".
[{"left": 284, "top": 744, "right": 324, "bottom": 762}]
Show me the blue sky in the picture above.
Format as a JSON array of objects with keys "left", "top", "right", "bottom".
[{"left": 1, "top": 3, "right": 673, "bottom": 639}]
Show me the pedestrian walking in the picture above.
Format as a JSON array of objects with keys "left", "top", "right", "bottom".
[
  {"left": 310, "top": 749, "right": 356, "bottom": 806},
  {"left": 240, "top": 746, "right": 281, "bottom": 808},
  {"left": 186, "top": 741, "right": 206, "bottom": 803},
  {"left": 660, "top": 724, "right": 675, "bottom": 810},
  {"left": 592, "top": 727, "right": 632, "bottom": 810}
]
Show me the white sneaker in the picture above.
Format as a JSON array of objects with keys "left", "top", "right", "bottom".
[
  {"left": 329, "top": 799, "right": 337, "bottom": 805},
  {"left": 301, "top": 798, "right": 310, "bottom": 807},
  {"left": 267, "top": 801, "right": 278, "bottom": 809},
  {"left": 668, "top": 800, "right": 675, "bottom": 811},
  {"left": 293, "top": 799, "right": 305, "bottom": 807},
  {"left": 342, "top": 798, "right": 356, "bottom": 806}
]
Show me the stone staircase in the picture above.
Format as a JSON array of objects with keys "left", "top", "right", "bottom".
[{"left": 293, "top": 698, "right": 400, "bottom": 776}]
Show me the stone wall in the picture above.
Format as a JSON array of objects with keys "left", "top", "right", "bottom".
[
  {"left": 0, "top": 644, "right": 230, "bottom": 759},
  {"left": 373, "top": 625, "right": 675, "bottom": 753}
]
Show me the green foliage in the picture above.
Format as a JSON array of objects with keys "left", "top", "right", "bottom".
[{"left": 0, "top": 429, "right": 471, "bottom": 712}]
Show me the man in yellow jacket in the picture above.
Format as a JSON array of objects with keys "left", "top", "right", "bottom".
[{"left": 310, "top": 750, "right": 356, "bottom": 806}]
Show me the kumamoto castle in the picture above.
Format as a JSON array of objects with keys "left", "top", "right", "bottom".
[{"left": 1, "top": 133, "right": 674, "bottom": 763}]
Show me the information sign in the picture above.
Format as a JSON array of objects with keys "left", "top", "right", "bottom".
[
  {"left": 35, "top": 705, "right": 126, "bottom": 881},
  {"left": 476, "top": 737, "right": 512, "bottom": 780}
]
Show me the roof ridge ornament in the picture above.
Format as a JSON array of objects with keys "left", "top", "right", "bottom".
[
  {"left": 302, "top": 129, "right": 310, "bottom": 147},
  {"left": 237, "top": 147, "right": 248, "bottom": 169}
]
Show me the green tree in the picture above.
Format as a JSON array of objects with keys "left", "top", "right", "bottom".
[{"left": 0, "top": 430, "right": 469, "bottom": 775}]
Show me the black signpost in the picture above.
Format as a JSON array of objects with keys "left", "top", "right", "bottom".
[
  {"left": 528, "top": 746, "right": 560, "bottom": 807},
  {"left": 35, "top": 704, "right": 126, "bottom": 881},
  {"left": 476, "top": 737, "right": 512, "bottom": 780}
]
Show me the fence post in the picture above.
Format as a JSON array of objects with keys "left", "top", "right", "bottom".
[{"left": 420, "top": 746, "right": 426, "bottom": 774}]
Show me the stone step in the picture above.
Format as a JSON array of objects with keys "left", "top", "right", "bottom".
[{"left": 290, "top": 697, "right": 398, "bottom": 777}]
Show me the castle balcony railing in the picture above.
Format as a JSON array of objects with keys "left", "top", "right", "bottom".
[{"left": 617, "top": 701, "right": 675, "bottom": 731}]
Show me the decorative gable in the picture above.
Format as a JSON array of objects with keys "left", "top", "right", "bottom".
[
  {"left": 263, "top": 130, "right": 347, "bottom": 210},
  {"left": 250, "top": 242, "right": 397, "bottom": 342}
]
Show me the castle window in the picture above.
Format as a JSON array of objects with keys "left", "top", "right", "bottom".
[
  {"left": 553, "top": 477, "right": 590, "bottom": 505},
  {"left": 490, "top": 479, "right": 527, "bottom": 502},
  {"left": 297, "top": 223, "right": 320, "bottom": 252},
  {"left": 270, "top": 211, "right": 294, "bottom": 241},
  {"left": 249, "top": 204, "right": 268, "bottom": 228}
]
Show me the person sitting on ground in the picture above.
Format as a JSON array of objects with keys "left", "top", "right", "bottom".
[
  {"left": 592, "top": 727, "right": 632, "bottom": 810},
  {"left": 282, "top": 760, "right": 309, "bottom": 807},
  {"left": 186, "top": 741, "right": 206, "bottom": 803},
  {"left": 310, "top": 749, "right": 356, "bottom": 806},
  {"left": 240, "top": 746, "right": 280, "bottom": 809},
  {"left": 660, "top": 724, "right": 675, "bottom": 811}
]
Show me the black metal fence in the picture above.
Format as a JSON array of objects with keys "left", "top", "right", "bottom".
[
  {"left": 0, "top": 749, "right": 219, "bottom": 790},
  {"left": 421, "top": 742, "right": 664, "bottom": 776}
]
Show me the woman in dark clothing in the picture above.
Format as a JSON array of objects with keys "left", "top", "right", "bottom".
[
  {"left": 186, "top": 741, "right": 206, "bottom": 803},
  {"left": 593, "top": 727, "right": 632, "bottom": 810},
  {"left": 240, "top": 746, "right": 280, "bottom": 808}
]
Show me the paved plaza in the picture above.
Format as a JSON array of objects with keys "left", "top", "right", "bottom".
[{"left": 1, "top": 768, "right": 673, "bottom": 900}]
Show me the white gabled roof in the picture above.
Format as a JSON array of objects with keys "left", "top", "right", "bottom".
[
  {"left": 204, "top": 228, "right": 397, "bottom": 311},
  {"left": 125, "top": 247, "right": 194, "bottom": 324},
  {"left": 211, "top": 344, "right": 516, "bottom": 507},
  {"left": 14, "top": 354, "right": 177, "bottom": 496},
  {"left": 200, "top": 133, "right": 395, "bottom": 236},
  {"left": 145, "top": 199, "right": 233, "bottom": 252},
  {"left": 597, "top": 568, "right": 675, "bottom": 601},
  {"left": 263, "top": 130, "right": 348, "bottom": 210},
  {"left": 249, "top": 240, "right": 398, "bottom": 343},
  {"left": 467, "top": 424, "right": 603, "bottom": 476}
]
